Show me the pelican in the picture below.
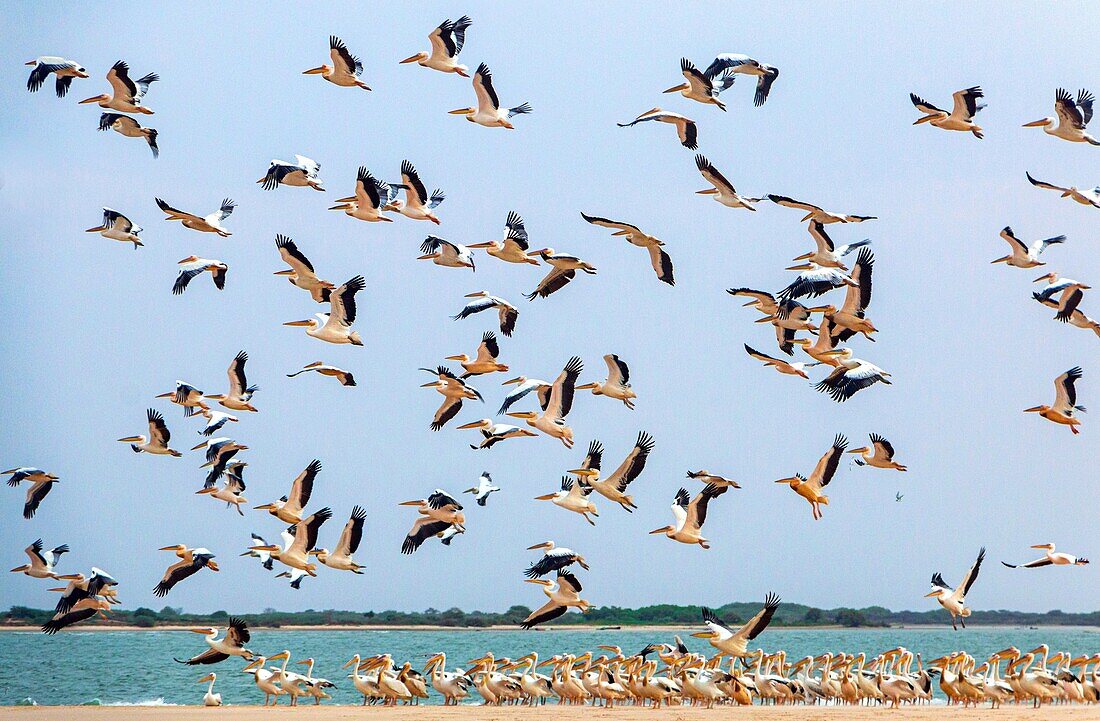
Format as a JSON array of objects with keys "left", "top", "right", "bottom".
[
  {"left": 910, "top": 86, "right": 985, "bottom": 138},
  {"left": 287, "top": 361, "right": 356, "bottom": 386},
  {"left": 385, "top": 161, "right": 444, "bottom": 223},
  {"left": 258, "top": 155, "right": 324, "bottom": 191},
  {"left": 401, "top": 16, "right": 472, "bottom": 75},
  {"left": 576, "top": 354, "right": 636, "bottom": 409},
  {"left": 98, "top": 113, "right": 158, "bottom": 157},
  {"left": 251, "top": 508, "right": 332, "bottom": 575},
  {"left": 823, "top": 248, "right": 875, "bottom": 340},
  {"left": 686, "top": 470, "right": 742, "bottom": 489},
  {"left": 266, "top": 648, "right": 312, "bottom": 706},
  {"left": 926, "top": 547, "right": 985, "bottom": 629},
  {"left": 273, "top": 569, "right": 308, "bottom": 590},
  {"left": 525, "top": 248, "right": 597, "bottom": 300},
  {"left": 439, "top": 525, "right": 465, "bottom": 546},
  {"left": 243, "top": 652, "right": 287, "bottom": 706},
  {"left": 1033, "top": 288, "right": 1100, "bottom": 337},
  {"left": 992, "top": 227, "right": 1065, "bottom": 268},
  {"left": 275, "top": 235, "right": 334, "bottom": 303},
  {"left": 25, "top": 56, "right": 87, "bottom": 96},
  {"left": 400, "top": 491, "right": 465, "bottom": 554},
  {"left": 284, "top": 275, "right": 366, "bottom": 345},
  {"left": 571, "top": 431, "right": 652, "bottom": 512},
  {"left": 1026, "top": 171, "right": 1100, "bottom": 208},
  {"left": 175, "top": 617, "right": 252, "bottom": 665},
  {"left": 347, "top": 655, "right": 385, "bottom": 705},
  {"left": 1003, "top": 543, "right": 1089, "bottom": 569},
  {"left": 848, "top": 433, "right": 907, "bottom": 471},
  {"left": 156, "top": 197, "right": 234, "bottom": 236},
  {"left": 193, "top": 437, "right": 248, "bottom": 487},
  {"left": 766, "top": 195, "right": 876, "bottom": 224},
  {"left": 507, "top": 356, "right": 583, "bottom": 448},
  {"left": 118, "top": 408, "right": 181, "bottom": 456},
  {"left": 402, "top": 516, "right": 463, "bottom": 554},
  {"left": 173, "top": 256, "right": 227, "bottom": 295},
  {"left": 311, "top": 505, "right": 366, "bottom": 573},
  {"left": 694, "top": 154, "right": 761, "bottom": 209},
  {"left": 5, "top": 467, "right": 60, "bottom": 519},
  {"left": 1032, "top": 272, "right": 1090, "bottom": 302},
  {"left": 535, "top": 476, "right": 599, "bottom": 525},
  {"left": 420, "top": 366, "right": 483, "bottom": 430},
  {"left": 649, "top": 484, "right": 728, "bottom": 548},
  {"left": 814, "top": 348, "right": 892, "bottom": 401},
  {"left": 727, "top": 287, "right": 779, "bottom": 316},
  {"left": 463, "top": 472, "right": 500, "bottom": 506},
  {"left": 424, "top": 653, "right": 473, "bottom": 705},
  {"left": 703, "top": 54, "right": 779, "bottom": 106},
  {"left": 50, "top": 568, "right": 118, "bottom": 616},
  {"left": 774, "top": 434, "right": 847, "bottom": 520},
  {"left": 240, "top": 532, "right": 275, "bottom": 571},
  {"left": 298, "top": 658, "right": 337, "bottom": 705},
  {"left": 765, "top": 299, "right": 828, "bottom": 355},
  {"left": 195, "top": 461, "right": 247, "bottom": 515},
  {"left": 10, "top": 539, "right": 71, "bottom": 580},
  {"left": 195, "top": 673, "right": 222, "bottom": 706},
  {"left": 522, "top": 572, "right": 591, "bottom": 628},
  {"left": 329, "top": 167, "right": 393, "bottom": 222},
  {"left": 79, "top": 61, "right": 157, "bottom": 113},
  {"left": 303, "top": 36, "right": 370, "bottom": 89},
  {"left": 1024, "top": 88, "right": 1099, "bottom": 144},
  {"left": 580, "top": 213, "right": 674, "bottom": 285},
  {"left": 663, "top": 58, "right": 736, "bottom": 110},
  {"left": 498, "top": 375, "right": 551, "bottom": 415},
  {"left": 447, "top": 331, "right": 508, "bottom": 379},
  {"left": 201, "top": 351, "right": 258, "bottom": 412},
  {"left": 1025, "top": 366, "right": 1085, "bottom": 434},
  {"left": 618, "top": 107, "right": 698, "bottom": 149},
  {"left": 254, "top": 459, "right": 320, "bottom": 524},
  {"left": 418, "top": 236, "right": 473, "bottom": 269},
  {"left": 468, "top": 211, "right": 539, "bottom": 265},
  {"left": 779, "top": 261, "right": 857, "bottom": 300},
  {"left": 744, "top": 342, "right": 822, "bottom": 379},
  {"left": 85, "top": 208, "right": 142, "bottom": 249},
  {"left": 155, "top": 380, "right": 208, "bottom": 417},
  {"left": 794, "top": 220, "right": 870, "bottom": 269},
  {"left": 692, "top": 595, "right": 781, "bottom": 657},
  {"left": 154, "top": 545, "right": 218, "bottom": 597},
  {"left": 449, "top": 63, "right": 531, "bottom": 128},
  {"left": 525, "top": 541, "right": 590, "bottom": 578},
  {"left": 452, "top": 291, "right": 519, "bottom": 337},
  {"left": 42, "top": 596, "right": 111, "bottom": 634}
]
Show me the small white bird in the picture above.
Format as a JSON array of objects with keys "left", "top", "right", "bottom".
[
  {"left": 463, "top": 472, "right": 500, "bottom": 506},
  {"left": 85, "top": 208, "right": 143, "bottom": 249}
]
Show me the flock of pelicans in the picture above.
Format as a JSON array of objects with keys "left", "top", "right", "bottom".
[{"left": 10, "top": 10, "right": 1097, "bottom": 709}]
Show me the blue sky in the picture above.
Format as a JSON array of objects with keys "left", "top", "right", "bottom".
[{"left": 2, "top": 2, "right": 1096, "bottom": 616}]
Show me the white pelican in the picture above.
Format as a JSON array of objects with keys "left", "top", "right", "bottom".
[
  {"left": 822, "top": 248, "right": 875, "bottom": 340},
  {"left": 287, "top": 361, "right": 356, "bottom": 386},
  {"left": 576, "top": 353, "right": 636, "bottom": 409},
  {"left": 727, "top": 287, "right": 779, "bottom": 316},
  {"left": 346, "top": 655, "right": 385, "bottom": 705},
  {"left": 910, "top": 86, "right": 985, "bottom": 138},
  {"left": 1024, "top": 88, "right": 1099, "bottom": 145},
  {"left": 664, "top": 58, "right": 736, "bottom": 110},
  {"left": 522, "top": 572, "right": 591, "bottom": 628},
  {"left": 1032, "top": 272, "right": 1090, "bottom": 303},
  {"left": 153, "top": 545, "right": 218, "bottom": 597},
  {"left": 156, "top": 197, "right": 235, "bottom": 236},
  {"left": 42, "top": 596, "right": 111, "bottom": 634},
  {"left": 79, "top": 61, "right": 157, "bottom": 113},
  {"left": 703, "top": 54, "right": 780, "bottom": 106},
  {"left": 254, "top": 459, "right": 320, "bottom": 524},
  {"left": 1025, "top": 366, "right": 1084, "bottom": 435},
  {"left": 774, "top": 434, "right": 847, "bottom": 520},
  {"left": 449, "top": 63, "right": 531, "bottom": 128},
  {"left": 202, "top": 351, "right": 258, "bottom": 412},
  {"left": 386, "top": 160, "right": 444, "bottom": 223},
  {"left": 424, "top": 653, "right": 472, "bottom": 705},
  {"left": 459, "top": 419, "right": 533, "bottom": 451},
  {"left": 197, "top": 673, "right": 221, "bottom": 706},
  {"left": 175, "top": 617, "right": 252, "bottom": 665},
  {"left": 10, "top": 539, "right": 71, "bottom": 580},
  {"left": 814, "top": 348, "right": 891, "bottom": 401},
  {"left": 692, "top": 595, "right": 781, "bottom": 657},
  {"left": 85, "top": 207, "right": 143, "bottom": 249},
  {"left": 463, "top": 471, "right": 500, "bottom": 506},
  {"left": 453, "top": 290, "right": 519, "bottom": 337},
  {"left": 618, "top": 107, "right": 698, "bottom": 149},
  {"left": 649, "top": 483, "right": 728, "bottom": 548},
  {"left": 1003, "top": 543, "right": 1089, "bottom": 569},
  {"left": 439, "top": 525, "right": 464, "bottom": 546},
  {"left": 468, "top": 212, "right": 538, "bottom": 265},
  {"left": 992, "top": 226, "right": 1065, "bottom": 268},
  {"left": 298, "top": 658, "right": 337, "bottom": 705},
  {"left": 5, "top": 467, "right": 60, "bottom": 519},
  {"left": 1033, "top": 287, "right": 1100, "bottom": 337},
  {"left": 418, "top": 236, "right": 473, "bottom": 269},
  {"left": 767, "top": 194, "right": 876, "bottom": 224},
  {"left": 193, "top": 437, "right": 248, "bottom": 487},
  {"left": 400, "top": 491, "right": 465, "bottom": 554},
  {"left": 926, "top": 547, "right": 985, "bottom": 629},
  {"left": 276, "top": 569, "right": 309, "bottom": 590},
  {"left": 251, "top": 508, "right": 333, "bottom": 575},
  {"left": 848, "top": 433, "right": 907, "bottom": 471},
  {"left": 240, "top": 532, "right": 275, "bottom": 571},
  {"left": 525, "top": 248, "right": 597, "bottom": 300},
  {"left": 686, "top": 470, "right": 742, "bottom": 489},
  {"left": 498, "top": 375, "right": 551, "bottom": 415},
  {"left": 571, "top": 431, "right": 652, "bottom": 512},
  {"left": 525, "top": 540, "right": 589, "bottom": 578},
  {"left": 1026, "top": 171, "right": 1100, "bottom": 208},
  {"left": 118, "top": 408, "right": 181, "bottom": 456},
  {"left": 243, "top": 652, "right": 287, "bottom": 706},
  {"left": 580, "top": 213, "right": 674, "bottom": 285},
  {"left": 420, "top": 366, "right": 484, "bottom": 430},
  {"left": 275, "top": 235, "right": 334, "bottom": 303},
  {"left": 50, "top": 567, "right": 117, "bottom": 615},
  {"left": 173, "top": 256, "right": 227, "bottom": 295},
  {"left": 507, "top": 356, "right": 583, "bottom": 448},
  {"left": 303, "top": 36, "right": 370, "bottom": 89},
  {"left": 401, "top": 516, "right": 463, "bottom": 554},
  {"left": 779, "top": 262, "right": 856, "bottom": 300},
  {"left": 196, "top": 461, "right": 247, "bottom": 515},
  {"left": 98, "top": 113, "right": 158, "bottom": 157},
  {"left": 26, "top": 56, "right": 87, "bottom": 96},
  {"left": 762, "top": 298, "right": 828, "bottom": 355},
  {"left": 535, "top": 476, "right": 599, "bottom": 525},
  {"left": 156, "top": 380, "right": 208, "bottom": 417},
  {"left": 329, "top": 167, "right": 393, "bottom": 222},
  {"left": 312, "top": 505, "right": 366, "bottom": 573},
  {"left": 447, "top": 331, "right": 508, "bottom": 378},
  {"left": 401, "top": 16, "right": 472, "bottom": 75},
  {"left": 258, "top": 155, "right": 324, "bottom": 191},
  {"left": 744, "top": 343, "right": 821, "bottom": 379},
  {"left": 284, "top": 275, "right": 366, "bottom": 345},
  {"left": 694, "top": 154, "right": 761, "bottom": 209},
  {"left": 795, "top": 221, "right": 870, "bottom": 269}
]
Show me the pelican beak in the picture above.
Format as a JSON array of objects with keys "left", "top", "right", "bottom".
[
  {"left": 444, "top": 355, "right": 465, "bottom": 361},
  {"left": 197, "top": 674, "right": 215, "bottom": 683},
  {"left": 785, "top": 264, "right": 812, "bottom": 271},
  {"left": 55, "top": 574, "right": 82, "bottom": 580},
  {"left": 190, "top": 628, "right": 211, "bottom": 634},
  {"left": 502, "top": 377, "right": 523, "bottom": 385},
  {"left": 524, "top": 579, "right": 552, "bottom": 586},
  {"left": 691, "top": 631, "right": 718, "bottom": 639},
  {"left": 1023, "top": 406, "right": 1043, "bottom": 413},
  {"left": 526, "top": 542, "right": 550, "bottom": 550},
  {"left": 467, "top": 242, "right": 493, "bottom": 249},
  {"left": 117, "top": 436, "right": 142, "bottom": 443},
  {"left": 85, "top": 225, "right": 106, "bottom": 232},
  {"left": 242, "top": 659, "right": 261, "bottom": 671},
  {"left": 448, "top": 107, "right": 474, "bottom": 115},
  {"left": 420, "top": 381, "right": 440, "bottom": 388},
  {"left": 399, "top": 54, "right": 423, "bottom": 64},
  {"left": 924, "top": 590, "right": 940, "bottom": 597},
  {"left": 283, "top": 319, "right": 313, "bottom": 326},
  {"left": 456, "top": 421, "right": 483, "bottom": 429},
  {"left": 847, "top": 447, "right": 869, "bottom": 454},
  {"left": 78, "top": 96, "right": 101, "bottom": 104},
  {"left": 568, "top": 468, "right": 598, "bottom": 477},
  {"left": 820, "top": 349, "right": 846, "bottom": 357},
  {"left": 302, "top": 66, "right": 325, "bottom": 75},
  {"left": 575, "top": 383, "right": 597, "bottom": 390},
  {"left": 273, "top": 269, "right": 294, "bottom": 276},
  {"left": 506, "top": 412, "right": 535, "bottom": 419},
  {"left": 254, "top": 503, "right": 273, "bottom": 510},
  {"left": 533, "top": 493, "right": 558, "bottom": 501},
  {"left": 158, "top": 545, "right": 181, "bottom": 551},
  {"left": 648, "top": 526, "right": 670, "bottom": 535},
  {"left": 398, "top": 500, "right": 425, "bottom": 506},
  {"left": 696, "top": 188, "right": 719, "bottom": 195},
  {"left": 1022, "top": 119, "right": 1049, "bottom": 127},
  {"left": 663, "top": 83, "right": 689, "bottom": 93}
]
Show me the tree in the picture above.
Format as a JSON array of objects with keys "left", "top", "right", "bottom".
[
  {"left": 834, "top": 608, "right": 868, "bottom": 627},
  {"left": 803, "top": 607, "right": 823, "bottom": 623}
]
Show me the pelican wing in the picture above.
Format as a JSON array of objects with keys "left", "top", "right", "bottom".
[
  {"left": 1054, "top": 87, "right": 1086, "bottom": 130},
  {"left": 546, "top": 356, "right": 583, "bottom": 419},
  {"left": 696, "top": 154, "right": 736, "bottom": 194},
  {"left": 330, "top": 36, "right": 363, "bottom": 77},
  {"left": 106, "top": 60, "right": 138, "bottom": 101},
  {"left": 955, "top": 547, "right": 985, "bottom": 598},
  {"left": 475, "top": 331, "right": 499, "bottom": 362},
  {"left": 681, "top": 58, "right": 713, "bottom": 94},
  {"left": 329, "top": 275, "right": 365, "bottom": 328},
  {"left": 290, "top": 508, "right": 332, "bottom": 555},
  {"left": 687, "top": 483, "right": 726, "bottom": 530},
  {"left": 336, "top": 506, "right": 366, "bottom": 555},
  {"left": 607, "top": 432, "right": 653, "bottom": 492},
  {"left": 154, "top": 554, "right": 213, "bottom": 597},
  {"left": 354, "top": 167, "right": 383, "bottom": 209},
  {"left": 226, "top": 351, "right": 249, "bottom": 397},
  {"left": 843, "top": 248, "right": 873, "bottom": 314},
  {"left": 646, "top": 245, "right": 675, "bottom": 286},
  {"left": 147, "top": 408, "right": 171, "bottom": 448},
  {"left": 431, "top": 396, "right": 463, "bottom": 431},
  {"left": 24, "top": 480, "right": 55, "bottom": 519},
  {"left": 909, "top": 92, "right": 944, "bottom": 115},
  {"left": 808, "top": 221, "right": 835, "bottom": 253},
  {"left": 557, "top": 571, "right": 583, "bottom": 594},
  {"left": 401, "top": 518, "right": 451, "bottom": 554},
  {"left": 868, "top": 433, "right": 895, "bottom": 460},
  {"left": 810, "top": 434, "right": 848, "bottom": 487},
  {"left": 1026, "top": 172, "right": 1070, "bottom": 193},
  {"left": 744, "top": 343, "right": 784, "bottom": 367},
  {"left": 521, "top": 600, "right": 568, "bottom": 629},
  {"left": 287, "top": 459, "right": 321, "bottom": 512},
  {"left": 603, "top": 354, "right": 629, "bottom": 386},
  {"left": 1055, "top": 288, "right": 1084, "bottom": 323},
  {"left": 473, "top": 63, "right": 500, "bottom": 112},
  {"left": 950, "top": 86, "right": 983, "bottom": 120},
  {"left": 580, "top": 439, "right": 604, "bottom": 471},
  {"left": 400, "top": 160, "right": 429, "bottom": 207},
  {"left": 176, "top": 647, "right": 230, "bottom": 666},
  {"left": 276, "top": 235, "right": 317, "bottom": 276},
  {"left": 427, "top": 491, "right": 462, "bottom": 511},
  {"left": 738, "top": 593, "right": 781, "bottom": 641},
  {"left": 208, "top": 199, "right": 236, "bottom": 223},
  {"left": 767, "top": 194, "right": 822, "bottom": 214},
  {"left": 998, "top": 226, "right": 1028, "bottom": 255},
  {"left": 526, "top": 267, "right": 575, "bottom": 299},
  {"left": 580, "top": 213, "right": 640, "bottom": 236},
  {"left": 1053, "top": 366, "right": 1082, "bottom": 411},
  {"left": 156, "top": 197, "right": 204, "bottom": 224}
]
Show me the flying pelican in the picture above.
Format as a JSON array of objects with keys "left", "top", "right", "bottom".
[
  {"left": 910, "top": 86, "right": 985, "bottom": 138},
  {"left": 402, "top": 516, "right": 464, "bottom": 555},
  {"left": 400, "top": 16, "right": 472, "bottom": 75},
  {"left": 694, "top": 155, "right": 761, "bottom": 209},
  {"left": 1025, "top": 366, "right": 1085, "bottom": 434},
  {"left": 1003, "top": 543, "right": 1089, "bottom": 569},
  {"left": 447, "top": 331, "right": 508, "bottom": 379},
  {"left": 156, "top": 197, "right": 235, "bottom": 236},
  {"left": 498, "top": 375, "right": 551, "bottom": 415},
  {"left": 926, "top": 548, "right": 985, "bottom": 630},
  {"left": 522, "top": 572, "right": 591, "bottom": 629},
  {"left": 385, "top": 161, "right": 444, "bottom": 223},
  {"left": 571, "top": 432, "right": 653, "bottom": 512},
  {"left": 258, "top": 156, "right": 324, "bottom": 191},
  {"left": 85, "top": 208, "right": 143, "bottom": 249},
  {"left": 154, "top": 545, "right": 218, "bottom": 597},
  {"left": 822, "top": 248, "right": 875, "bottom": 340},
  {"left": 703, "top": 54, "right": 780, "bottom": 106},
  {"left": 418, "top": 236, "right": 474, "bottom": 269},
  {"left": 156, "top": 380, "right": 208, "bottom": 417},
  {"left": 525, "top": 248, "right": 597, "bottom": 300},
  {"left": 534, "top": 476, "right": 599, "bottom": 525},
  {"left": 438, "top": 524, "right": 465, "bottom": 546},
  {"left": 525, "top": 541, "right": 589, "bottom": 578},
  {"left": 276, "top": 569, "right": 309, "bottom": 590},
  {"left": 507, "top": 356, "right": 583, "bottom": 448},
  {"left": 618, "top": 107, "right": 698, "bottom": 149},
  {"left": 240, "top": 532, "right": 275, "bottom": 571},
  {"left": 118, "top": 408, "right": 181, "bottom": 456},
  {"left": 692, "top": 594, "right": 781, "bottom": 656},
  {"left": 50, "top": 567, "right": 117, "bottom": 615},
  {"left": 329, "top": 167, "right": 393, "bottom": 222},
  {"left": 1032, "top": 272, "right": 1090, "bottom": 303},
  {"left": 576, "top": 354, "right": 636, "bottom": 409},
  {"left": 202, "top": 351, "right": 258, "bottom": 412},
  {"left": 649, "top": 484, "right": 728, "bottom": 548},
  {"left": 5, "top": 467, "right": 60, "bottom": 519},
  {"left": 686, "top": 470, "right": 742, "bottom": 489},
  {"left": 453, "top": 291, "right": 519, "bottom": 337},
  {"left": 197, "top": 674, "right": 222, "bottom": 706},
  {"left": 1026, "top": 171, "right": 1100, "bottom": 209},
  {"left": 311, "top": 505, "right": 366, "bottom": 573},
  {"left": 767, "top": 195, "right": 876, "bottom": 224},
  {"left": 449, "top": 63, "right": 531, "bottom": 128},
  {"left": 814, "top": 348, "right": 892, "bottom": 401},
  {"left": 467, "top": 211, "right": 539, "bottom": 265},
  {"left": 1033, "top": 287, "right": 1100, "bottom": 337},
  {"left": 250, "top": 508, "right": 333, "bottom": 575},
  {"left": 1023, "top": 88, "right": 1099, "bottom": 145},
  {"left": 274, "top": 235, "right": 333, "bottom": 302},
  {"left": 727, "top": 287, "right": 779, "bottom": 316},
  {"left": 287, "top": 361, "right": 356, "bottom": 386},
  {"left": 774, "top": 434, "right": 847, "bottom": 520},
  {"left": 400, "top": 491, "right": 465, "bottom": 554},
  {"left": 303, "top": 36, "right": 370, "bottom": 89},
  {"left": 10, "top": 539, "right": 71, "bottom": 579},
  {"left": 992, "top": 227, "right": 1065, "bottom": 268},
  {"left": 794, "top": 221, "right": 870, "bottom": 269},
  {"left": 848, "top": 433, "right": 907, "bottom": 471},
  {"left": 196, "top": 461, "right": 247, "bottom": 515},
  {"left": 175, "top": 617, "right": 253, "bottom": 665},
  {"left": 25, "top": 56, "right": 88, "bottom": 96},
  {"left": 42, "top": 596, "right": 111, "bottom": 634},
  {"left": 580, "top": 213, "right": 674, "bottom": 285},
  {"left": 463, "top": 472, "right": 500, "bottom": 506},
  {"left": 744, "top": 344, "right": 821, "bottom": 379},
  {"left": 663, "top": 58, "right": 736, "bottom": 110},
  {"left": 98, "top": 113, "right": 158, "bottom": 157},
  {"left": 193, "top": 437, "right": 248, "bottom": 487},
  {"left": 420, "top": 366, "right": 484, "bottom": 430},
  {"left": 254, "top": 459, "right": 320, "bottom": 524},
  {"left": 79, "top": 61, "right": 157, "bottom": 113},
  {"left": 173, "top": 256, "right": 227, "bottom": 295},
  {"left": 284, "top": 275, "right": 366, "bottom": 345},
  {"left": 779, "top": 262, "right": 857, "bottom": 301},
  {"left": 764, "top": 299, "right": 828, "bottom": 355}
]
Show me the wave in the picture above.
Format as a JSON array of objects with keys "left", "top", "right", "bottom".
[
  {"left": 87, "top": 698, "right": 181, "bottom": 707},
  {"left": 15, "top": 698, "right": 38, "bottom": 706}
]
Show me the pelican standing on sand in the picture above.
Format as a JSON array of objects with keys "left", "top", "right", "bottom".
[
  {"left": 26, "top": 56, "right": 87, "bottom": 96},
  {"left": 649, "top": 484, "right": 728, "bottom": 548},
  {"left": 580, "top": 213, "right": 674, "bottom": 285},
  {"left": 175, "top": 617, "right": 253, "bottom": 665},
  {"left": 926, "top": 548, "right": 985, "bottom": 630},
  {"left": 400, "top": 16, "right": 472, "bottom": 75},
  {"left": 303, "top": 36, "right": 370, "bottom": 89},
  {"left": 1002, "top": 543, "right": 1089, "bottom": 569},
  {"left": 275, "top": 235, "right": 334, "bottom": 303},
  {"left": 577, "top": 354, "right": 637, "bottom": 409},
  {"left": 284, "top": 276, "right": 366, "bottom": 345},
  {"left": 449, "top": 63, "right": 531, "bottom": 128},
  {"left": 910, "top": 86, "right": 985, "bottom": 138},
  {"left": 848, "top": 434, "right": 907, "bottom": 471},
  {"left": 98, "top": 113, "right": 158, "bottom": 157},
  {"left": 618, "top": 107, "right": 698, "bottom": 149},
  {"left": 522, "top": 572, "right": 590, "bottom": 629},
  {"left": 10, "top": 539, "right": 70, "bottom": 579},
  {"left": 5, "top": 467, "right": 60, "bottom": 519},
  {"left": 156, "top": 197, "right": 235, "bottom": 236},
  {"left": 1025, "top": 366, "right": 1085, "bottom": 434},
  {"left": 507, "top": 356, "right": 583, "bottom": 448},
  {"left": 79, "top": 61, "right": 157, "bottom": 113},
  {"left": 1023, "top": 88, "right": 1099, "bottom": 145},
  {"left": 775, "top": 434, "right": 847, "bottom": 520},
  {"left": 85, "top": 208, "right": 143, "bottom": 249},
  {"left": 197, "top": 674, "right": 221, "bottom": 706},
  {"left": 692, "top": 594, "right": 781, "bottom": 656},
  {"left": 118, "top": 408, "right": 181, "bottom": 456},
  {"left": 452, "top": 291, "right": 519, "bottom": 337},
  {"left": 992, "top": 227, "right": 1065, "bottom": 268}
]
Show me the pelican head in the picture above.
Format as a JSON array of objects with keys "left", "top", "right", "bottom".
[
  {"left": 574, "top": 382, "right": 598, "bottom": 391},
  {"left": 189, "top": 627, "right": 217, "bottom": 636},
  {"left": 303, "top": 64, "right": 332, "bottom": 76},
  {"left": 664, "top": 82, "right": 690, "bottom": 94},
  {"left": 78, "top": 94, "right": 110, "bottom": 106},
  {"left": 457, "top": 418, "right": 492, "bottom": 430},
  {"left": 283, "top": 318, "right": 318, "bottom": 328},
  {"left": 773, "top": 475, "right": 804, "bottom": 487},
  {"left": 448, "top": 107, "right": 476, "bottom": 121},
  {"left": 1033, "top": 272, "right": 1059, "bottom": 284},
  {"left": 1030, "top": 543, "right": 1055, "bottom": 550},
  {"left": 1023, "top": 405, "right": 1050, "bottom": 414},
  {"left": 569, "top": 467, "right": 599, "bottom": 478},
  {"left": 117, "top": 435, "right": 146, "bottom": 444},
  {"left": 197, "top": 673, "right": 216, "bottom": 683},
  {"left": 526, "top": 541, "right": 554, "bottom": 551},
  {"left": 846, "top": 446, "right": 870, "bottom": 455},
  {"left": 649, "top": 525, "right": 675, "bottom": 536},
  {"left": 502, "top": 376, "right": 527, "bottom": 386},
  {"left": 400, "top": 51, "right": 429, "bottom": 65},
  {"left": 1023, "top": 117, "right": 1054, "bottom": 128},
  {"left": 533, "top": 492, "right": 560, "bottom": 501},
  {"left": 506, "top": 411, "right": 537, "bottom": 420}
]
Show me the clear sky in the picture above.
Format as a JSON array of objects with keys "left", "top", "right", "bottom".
[{"left": 2, "top": 2, "right": 1096, "bottom": 617}]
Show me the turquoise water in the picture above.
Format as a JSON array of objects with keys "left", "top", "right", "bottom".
[{"left": 3, "top": 627, "right": 1097, "bottom": 706}]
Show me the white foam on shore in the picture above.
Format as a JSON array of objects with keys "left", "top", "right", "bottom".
[{"left": 101, "top": 698, "right": 180, "bottom": 707}]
